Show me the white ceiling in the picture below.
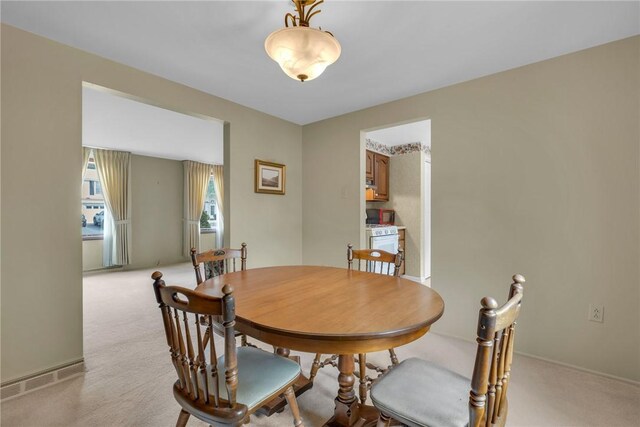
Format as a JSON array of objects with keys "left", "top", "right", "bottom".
[
  {"left": 367, "top": 120, "right": 431, "bottom": 147},
  {"left": 3, "top": 1, "right": 639, "bottom": 125},
  {"left": 83, "top": 85, "right": 224, "bottom": 164}
]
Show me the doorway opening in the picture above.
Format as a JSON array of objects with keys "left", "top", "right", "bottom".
[
  {"left": 80, "top": 82, "right": 226, "bottom": 374},
  {"left": 360, "top": 119, "right": 431, "bottom": 284},
  {"left": 81, "top": 83, "right": 225, "bottom": 272}
]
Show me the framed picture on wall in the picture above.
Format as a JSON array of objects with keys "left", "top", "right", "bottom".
[{"left": 254, "top": 159, "right": 286, "bottom": 195}]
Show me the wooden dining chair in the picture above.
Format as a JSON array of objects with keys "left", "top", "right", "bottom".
[
  {"left": 309, "top": 244, "right": 404, "bottom": 405},
  {"left": 191, "top": 244, "right": 247, "bottom": 284},
  {"left": 190, "top": 244, "right": 254, "bottom": 348},
  {"left": 371, "top": 274, "right": 526, "bottom": 427},
  {"left": 152, "top": 271, "right": 304, "bottom": 427},
  {"left": 347, "top": 244, "right": 404, "bottom": 277}
]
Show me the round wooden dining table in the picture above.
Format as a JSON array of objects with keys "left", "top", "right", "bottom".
[{"left": 195, "top": 265, "right": 445, "bottom": 427}]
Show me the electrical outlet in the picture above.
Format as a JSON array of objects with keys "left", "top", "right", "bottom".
[{"left": 588, "top": 304, "right": 604, "bottom": 323}]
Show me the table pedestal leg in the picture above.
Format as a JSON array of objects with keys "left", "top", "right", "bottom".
[
  {"left": 324, "top": 355, "right": 380, "bottom": 427},
  {"left": 335, "top": 354, "right": 359, "bottom": 425}
]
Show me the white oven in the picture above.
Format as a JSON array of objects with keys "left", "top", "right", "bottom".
[
  {"left": 369, "top": 233, "right": 399, "bottom": 254},
  {"left": 366, "top": 225, "right": 399, "bottom": 273}
]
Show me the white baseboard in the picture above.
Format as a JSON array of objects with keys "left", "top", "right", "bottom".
[
  {"left": 432, "top": 332, "right": 640, "bottom": 386},
  {"left": 515, "top": 351, "right": 640, "bottom": 386},
  {"left": 401, "top": 275, "right": 429, "bottom": 285},
  {"left": 1, "top": 359, "right": 85, "bottom": 401}
]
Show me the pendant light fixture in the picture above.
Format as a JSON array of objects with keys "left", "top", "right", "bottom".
[{"left": 265, "top": 0, "right": 341, "bottom": 82}]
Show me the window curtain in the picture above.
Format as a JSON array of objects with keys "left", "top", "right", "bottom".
[
  {"left": 94, "top": 149, "right": 132, "bottom": 266},
  {"left": 183, "top": 160, "right": 212, "bottom": 256},
  {"left": 82, "top": 147, "right": 92, "bottom": 181},
  {"left": 211, "top": 165, "right": 224, "bottom": 248},
  {"left": 81, "top": 147, "right": 92, "bottom": 207}
]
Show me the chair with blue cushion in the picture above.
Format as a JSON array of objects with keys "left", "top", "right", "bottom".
[
  {"left": 371, "top": 274, "right": 526, "bottom": 427},
  {"left": 152, "top": 271, "right": 304, "bottom": 427}
]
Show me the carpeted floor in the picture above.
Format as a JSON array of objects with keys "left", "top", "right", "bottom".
[{"left": 2, "top": 263, "right": 639, "bottom": 426}]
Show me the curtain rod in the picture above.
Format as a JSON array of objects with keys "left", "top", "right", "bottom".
[{"left": 82, "top": 146, "right": 222, "bottom": 166}]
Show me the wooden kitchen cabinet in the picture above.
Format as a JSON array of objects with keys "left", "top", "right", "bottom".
[
  {"left": 366, "top": 150, "right": 389, "bottom": 202},
  {"left": 398, "top": 228, "right": 406, "bottom": 275},
  {"left": 374, "top": 154, "right": 389, "bottom": 200},
  {"left": 366, "top": 150, "right": 374, "bottom": 181}
]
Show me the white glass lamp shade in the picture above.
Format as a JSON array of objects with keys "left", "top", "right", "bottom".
[{"left": 265, "top": 27, "right": 341, "bottom": 82}]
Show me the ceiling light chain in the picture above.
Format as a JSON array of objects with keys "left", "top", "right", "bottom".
[{"left": 285, "top": 0, "right": 323, "bottom": 28}]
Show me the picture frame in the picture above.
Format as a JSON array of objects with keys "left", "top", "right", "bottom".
[{"left": 254, "top": 159, "right": 286, "bottom": 195}]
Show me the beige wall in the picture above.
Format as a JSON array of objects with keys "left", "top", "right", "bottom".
[
  {"left": 128, "top": 155, "right": 183, "bottom": 270},
  {"left": 83, "top": 233, "right": 216, "bottom": 272},
  {"left": 376, "top": 152, "right": 423, "bottom": 278},
  {"left": 81, "top": 155, "right": 200, "bottom": 272},
  {"left": 2, "top": 23, "right": 638, "bottom": 384},
  {"left": 1, "top": 25, "right": 302, "bottom": 383},
  {"left": 303, "top": 37, "right": 640, "bottom": 381},
  {"left": 82, "top": 239, "right": 104, "bottom": 271}
]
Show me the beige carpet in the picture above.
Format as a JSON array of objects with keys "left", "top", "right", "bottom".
[{"left": 2, "top": 263, "right": 639, "bottom": 426}]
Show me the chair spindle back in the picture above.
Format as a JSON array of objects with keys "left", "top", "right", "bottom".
[
  {"left": 152, "top": 271, "right": 247, "bottom": 422},
  {"left": 347, "top": 243, "right": 404, "bottom": 277},
  {"left": 469, "top": 274, "right": 526, "bottom": 427},
  {"left": 191, "top": 243, "right": 247, "bottom": 284}
]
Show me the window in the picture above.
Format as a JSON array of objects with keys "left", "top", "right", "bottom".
[
  {"left": 201, "top": 176, "right": 218, "bottom": 232},
  {"left": 89, "top": 180, "right": 102, "bottom": 196},
  {"left": 82, "top": 158, "right": 105, "bottom": 239}
]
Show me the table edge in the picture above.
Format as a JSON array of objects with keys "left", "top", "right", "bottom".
[
  {"left": 236, "top": 306, "right": 444, "bottom": 342},
  {"left": 196, "top": 265, "right": 445, "bottom": 347}
]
